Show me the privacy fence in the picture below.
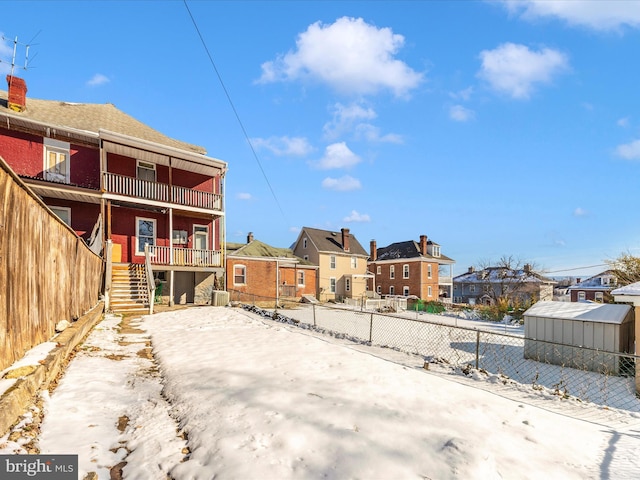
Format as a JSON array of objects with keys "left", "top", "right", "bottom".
[
  {"left": 238, "top": 299, "right": 640, "bottom": 414},
  {"left": 0, "top": 157, "right": 103, "bottom": 371}
]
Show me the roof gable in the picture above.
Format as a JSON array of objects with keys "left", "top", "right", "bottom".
[{"left": 299, "top": 227, "right": 368, "bottom": 256}]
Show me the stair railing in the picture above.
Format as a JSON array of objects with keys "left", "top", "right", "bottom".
[{"left": 144, "top": 244, "right": 156, "bottom": 315}]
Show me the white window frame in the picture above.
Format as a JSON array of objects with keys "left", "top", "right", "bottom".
[
  {"left": 233, "top": 264, "right": 247, "bottom": 285},
  {"left": 390, "top": 265, "right": 395, "bottom": 279},
  {"left": 303, "top": 237, "right": 308, "bottom": 249},
  {"left": 193, "top": 224, "right": 209, "bottom": 250},
  {"left": 137, "top": 160, "right": 156, "bottom": 182},
  {"left": 432, "top": 245, "right": 440, "bottom": 257},
  {"left": 428, "top": 286, "right": 433, "bottom": 297},
  {"left": 427, "top": 264, "right": 432, "bottom": 279},
  {"left": 376, "top": 266, "right": 381, "bottom": 275},
  {"left": 50, "top": 206, "right": 71, "bottom": 226},
  {"left": 351, "top": 257, "right": 357, "bottom": 269},
  {"left": 403, "top": 264, "right": 409, "bottom": 279},
  {"left": 376, "top": 285, "right": 382, "bottom": 294},
  {"left": 135, "top": 217, "right": 156, "bottom": 255},
  {"left": 594, "top": 291, "right": 604, "bottom": 303},
  {"left": 578, "top": 291, "right": 586, "bottom": 301},
  {"left": 389, "top": 286, "right": 395, "bottom": 295},
  {"left": 303, "top": 255, "right": 309, "bottom": 261},
  {"left": 43, "top": 138, "right": 70, "bottom": 183},
  {"left": 297, "top": 271, "right": 305, "bottom": 287},
  {"left": 403, "top": 286, "right": 409, "bottom": 296},
  {"left": 330, "top": 277, "right": 336, "bottom": 293},
  {"left": 330, "top": 255, "right": 336, "bottom": 269}
]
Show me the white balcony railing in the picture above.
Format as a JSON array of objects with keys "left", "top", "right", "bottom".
[
  {"left": 104, "top": 172, "right": 222, "bottom": 211},
  {"left": 148, "top": 245, "right": 222, "bottom": 268}
]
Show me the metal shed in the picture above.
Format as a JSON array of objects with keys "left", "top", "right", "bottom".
[{"left": 523, "top": 301, "right": 634, "bottom": 375}]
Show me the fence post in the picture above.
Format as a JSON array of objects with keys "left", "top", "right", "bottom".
[
  {"left": 475, "top": 330, "right": 480, "bottom": 369},
  {"left": 313, "top": 304, "right": 316, "bottom": 327},
  {"left": 369, "top": 313, "right": 374, "bottom": 343}
]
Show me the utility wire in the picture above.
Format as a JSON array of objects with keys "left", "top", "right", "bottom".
[{"left": 182, "top": 0, "right": 287, "bottom": 222}]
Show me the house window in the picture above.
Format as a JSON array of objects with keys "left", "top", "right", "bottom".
[
  {"left": 330, "top": 255, "right": 336, "bottom": 269},
  {"left": 137, "top": 160, "right": 156, "bottom": 182},
  {"left": 403, "top": 264, "right": 409, "bottom": 279},
  {"left": 43, "top": 138, "right": 70, "bottom": 183},
  {"left": 330, "top": 277, "right": 336, "bottom": 293},
  {"left": 376, "top": 285, "right": 382, "bottom": 294},
  {"left": 50, "top": 206, "right": 71, "bottom": 226},
  {"left": 432, "top": 245, "right": 440, "bottom": 257},
  {"left": 136, "top": 217, "right": 156, "bottom": 255},
  {"left": 303, "top": 255, "right": 309, "bottom": 261},
  {"left": 578, "top": 291, "right": 586, "bottom": 301},
  {"left": 351, "top": 257, "right": 357, "bottom": 269},
  {"left": 389, "top": 286, "right": 395, "bottom": 295},
  {"left": 594, "top": 292, "right": 604, "bottom": 303},
  {"left": 483, "top": 284, "right": 491, "bottom": 292},
  {"left": 403, "top": 286, "right": 409, "bottom": 296},
  {"left": 172, "top": 230, "right": 187, "bottom": 245},
  {"left": 234, "top": 265, "right": 246, "bottom": 285},
  {"left": 297, "top": 271, "right": 305, "bottom": 286},
  {"left": 428, "top": 286, "right": 432, "bottom": 297},
  {"left": 390, "top": 265, "right": 395, "bottom": 279},
  {"left": 303, "top": 237, "right": 307, "bottom": 249},
  {"left": 376, "top": 266, "right": 381, "bottom": 275},
  {"left": 346, "top": 278, "right": 351, "bottom": 292},
  {"left": 193, "top": 225, "right": 209, "bottom": 250},
  {"left": 427, "top": 264, "right": 432, "bottom": 279},
  {"left": 470, "top": 285, "right": 476, "bottom": 293}
]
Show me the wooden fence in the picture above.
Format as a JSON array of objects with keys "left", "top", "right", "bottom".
[{"left": 0, "top": 156, "right": 103, "bottom": 371}]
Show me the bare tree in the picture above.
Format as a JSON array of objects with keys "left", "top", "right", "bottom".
[
  {"left": 475, "top": 255, "right": 546, "bottom": 306},
  {"left": 607, "top": 252, "right": 640, "bottom": 286}
]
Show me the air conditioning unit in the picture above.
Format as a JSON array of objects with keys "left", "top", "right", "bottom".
[{"left": 212, "top": 290, "right": 229, "bottom": 306}]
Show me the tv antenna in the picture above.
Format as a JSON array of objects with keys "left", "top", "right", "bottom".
[{"left": 1, "top": 32, "right": 40, "bottom": 76}]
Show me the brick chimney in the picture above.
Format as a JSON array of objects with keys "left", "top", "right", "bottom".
[
  {"left": 419, "top": 235, "right": 428, "bottom": 256},
  {"left": 468, "top": 266, "right": 475, "bottom": 274},
  {"left": 370, "top": 239, "right": 377, "bottom": 261},
  {"left": 341, "top": 228, "right": 350, "bottom": 252},
  {"left": 6, "top": 75, "right": 27, "bottom": 112},
  {"left": 247, "top": 232, "right": 254, "bottom": 244}
]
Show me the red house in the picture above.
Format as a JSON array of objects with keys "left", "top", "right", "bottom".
[{"left": 0, "top": 76, "right": 227, "bottom": 310}]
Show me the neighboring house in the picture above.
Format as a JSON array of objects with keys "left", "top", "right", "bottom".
[
  {"left": 0, "top": 76, "right": 227, "bottom": 309},
  {"left": 453, "top": 265, "right": 555, "bottom": 306},
  {"left": 566, "top": 270, "right": 618, "bottom": 303},
  {"left": 367, "top": 235, "right": 455, "bottom": 302},
  {"left": 292, "top": 227, "right": 371, "bottom": 302},
  {"left": 226, "top": 233, "right": 318, "bottom": 304}
]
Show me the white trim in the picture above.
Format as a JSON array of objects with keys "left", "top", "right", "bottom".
[
  {"left": 43, "top": 137, "right": 70, "bottom": 183},
  {"left": 233, "top": 264, "right": 247, "bottom": 285},
  {"left": 135, "top": 217, "right": 156, "bottom": 255},
  {"left": 193, "top": 224, "right": 209, "bottom": 250},
  {"left": 50, "top": 205, "right": 71, "bottom": 226}
]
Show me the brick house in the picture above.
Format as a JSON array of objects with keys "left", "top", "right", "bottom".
[
  {"left": 567, "top": 270, "right": 618, "bottom": 303},
  {"left": 368, "top": 235, "right": 455, "bottom": 302},
  {"left": 453, "top": 266, "right": 555, "bottom": 306},
  {"left": 226, "top": 233, "right": 318, "bottom": 304},
  {"left": 0, "top": 76, "right": 227, "bottom": 310},
  {"left": 291, "top": 227, "right": 371, "bottom": 302}
]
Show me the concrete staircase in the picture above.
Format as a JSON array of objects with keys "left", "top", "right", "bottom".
[{"left": 110, "top": 263, "right": 150, "bottom": 314}]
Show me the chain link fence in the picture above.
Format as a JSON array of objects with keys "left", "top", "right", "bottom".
[{"left": 239, "top": 301, "right": 640, "bottom": 414}]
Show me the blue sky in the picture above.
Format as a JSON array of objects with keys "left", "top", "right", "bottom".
[{"left": 2, "top": 1, "right": 640, "bottom": 277}]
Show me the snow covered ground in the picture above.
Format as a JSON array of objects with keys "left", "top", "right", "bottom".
[{"left": 2, "top": 306, "right": 640, "bottom": 479}]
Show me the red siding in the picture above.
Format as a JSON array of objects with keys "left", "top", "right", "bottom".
[{"left": 42, "top": 197, "right": 100, "bottom": 241}]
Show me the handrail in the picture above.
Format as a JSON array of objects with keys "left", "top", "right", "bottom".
[{"left": 144, "top": 244, "right": 156, "bottom": 315}]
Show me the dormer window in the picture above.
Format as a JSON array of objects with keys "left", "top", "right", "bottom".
[
  {"left": 432, "top": 245, "right": 440, "bottom": 257},
  {"left": 43, "top": 138, "right": 70, "bottom": 183}
]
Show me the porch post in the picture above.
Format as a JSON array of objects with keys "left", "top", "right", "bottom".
[
  {"left": 169, "top": 270, "right": 175, "bottom": 307},
  {"left": 169, "top": 207, "right": 174, "bottom": 265}
]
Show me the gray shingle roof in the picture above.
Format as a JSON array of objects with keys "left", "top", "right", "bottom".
[
  {"left": 301, "top": 227, "right": 368, "bottom": 256},
  {"left": 227, "top": 239, "right": 315, "bottom": 266},
  {"left": 375, "top": 239, "right": 454, "bottom": 262},
  {"left": 0, "top": 89, "right": 206, "bottom": 155}
]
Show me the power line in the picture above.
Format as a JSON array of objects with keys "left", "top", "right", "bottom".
[
  {"left": 182, "top": 0, "right": 287, "bottom": 222},
  {"left": 544, "top": 263, "right": 610, "bottom": 274}
]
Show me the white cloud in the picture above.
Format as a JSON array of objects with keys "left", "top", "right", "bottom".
[
  {"left": 87, "top": 73, "right": 110, "bottom": 87},
  {"left": 324, "top": 102, "right": 402, "bottom": 143},
  {"left": 251, "top": 136, "right": 314, "bottom": 157},
  {"left": 500, "top": 0, "right": 640, "bottom": 31},
  {"left": 257, "top": 16, "right": 423, "bottom": 97},
  {"left": 449, "top": 105, "right": 475, "bottom": 122},
  {"left": 343, "top": 210, "right": 371, "bottom": 222},
  {"left": 477, "top": 43, "right": 568, "bottom": 99},
  {"left": 449, "top": 86, "right": 474, "bottom": 101},
  {"left": 314, "top": 142, "right": 361, "bottom": 170},
  {"left": 236, "top": 192, "right": 252, "bottom": 200},
  {"left": 617, "top": 117, "right": 630, "bottom": 128},
  {"left": 615, "top": 139, "right": 640, "bottom": 160},
  {"left": 573, "top": 207, "right": 588, "bottom": 217},
  {"left": 322, "top": 175, "right": 362, "bottom": 191}
]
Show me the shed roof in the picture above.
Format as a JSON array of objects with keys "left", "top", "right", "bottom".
[
  {"left": 524, "top": 301, "right": 631, "bottom": 325},
  {"left": 612, "top": 281, "right": 640, "bottom": 296}
]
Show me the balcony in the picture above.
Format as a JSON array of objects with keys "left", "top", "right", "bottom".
[
  {"left": 148, "top": 245, "right": 222, "bottom": 268},
  {"left": 103, "top": 172, "right": 222, "bottom": 211}
]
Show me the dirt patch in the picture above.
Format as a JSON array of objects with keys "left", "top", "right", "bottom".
[
  {"left": 105, "top": 354, "right": 127, "bottom": 361},
  {"left": 116, "top": 415, "right": 129, "bottom": 433}
]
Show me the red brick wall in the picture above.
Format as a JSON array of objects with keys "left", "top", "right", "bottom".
[{"left": 369, "top": 260, "right": 439, "bottom": 299}]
